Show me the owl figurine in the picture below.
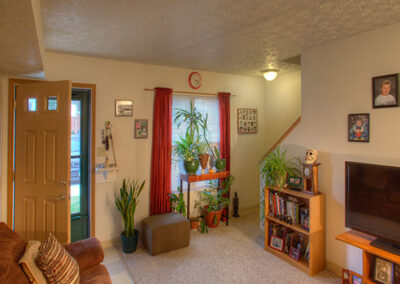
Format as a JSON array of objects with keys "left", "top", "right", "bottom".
[{"left": 304, "top": 149, "right": 318, "bottom": 164}]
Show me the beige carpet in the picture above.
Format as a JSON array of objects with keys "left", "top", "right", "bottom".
[{"left": 121, "top": 210, "right": 340, "bottom": 284}]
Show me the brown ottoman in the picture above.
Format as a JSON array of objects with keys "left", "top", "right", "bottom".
[{"left": 142, "top": 213, "right": 190, "bottom": 256}]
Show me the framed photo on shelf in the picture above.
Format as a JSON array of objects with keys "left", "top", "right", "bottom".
[
  {"left": 270, "top": 236, "right": 284, "bottom": 252},
  {"left": 372, "top": 73, "right": 399, "bottom": 108},
  {"left": 115, "top": 100, "right": 133, "bottom": 117},
  {"left": 374, "top": 257, "right": 394, "bottom": 284},
  {"left": 342, "top": 268, "right": 350, "bottom": 284},
  {"left": 348, "top": 113, "right": 370, "bottom": 143},
  {"left": 237, "top": 108, "right": 258, "bottom": 134},
  {"left": 134, "top": 119, "right": 148, "bottom": 139},
  {"left": 289, "top": 247, "right": 300, "bottom": 261},
  {"left": 300, "top": 208, "right": 310, "bottom": 231},
  {"left": 350, "top": 271, "right": 363, "bottom": 284},
  {"left": 287, "top": 176, "right": 302, "bottom": 188}
]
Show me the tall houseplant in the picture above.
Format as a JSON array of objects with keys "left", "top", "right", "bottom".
[{"left": 115, "top": 178, "right": 145, "bottom": 253}]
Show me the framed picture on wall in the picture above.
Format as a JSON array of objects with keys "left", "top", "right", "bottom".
[
  {"left": 134, "top": 119, "right": 148, "bottom": 139},
  {"left": 348, "top": 113, "right": 370, "bottom": 142},
  {"left": 237, "top": 108, "right": 258, "bottom": 134},
  {"left": 372, "top": 73, "right": 399, "bottom": 108},
  {"left": 115, "top": 100, "right": 133, "bottom": 117}
]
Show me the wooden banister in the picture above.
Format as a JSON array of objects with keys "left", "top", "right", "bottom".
[{"left": 258, "top": 116, "right": 301, "bottom": 164}]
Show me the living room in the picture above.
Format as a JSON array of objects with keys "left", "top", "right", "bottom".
[{"left": 1, "top": 1, "right": 400, "bottom": 284}]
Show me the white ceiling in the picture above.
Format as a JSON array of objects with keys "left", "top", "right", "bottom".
[{"left": 36, "top": 1, "right": 400, "bottom": 76}]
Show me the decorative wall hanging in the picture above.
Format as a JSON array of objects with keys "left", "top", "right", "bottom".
[
  {"left": 348, "top": 113, "right": 370, "bottom": 142},
  {"left": 372, "top": 73, "right": 399, "bottom": 108},
  {"left": 134, "top": 119, "right": 148, "bottom": 139},
  {"left": 237, "top": 108, "right": 258, "bottom": 134},
  {"left": 115, "top": 100, "right": 133, "bottom": 117}
]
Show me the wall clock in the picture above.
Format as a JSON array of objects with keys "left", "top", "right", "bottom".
[{"left": 188, "top": 72, "right": 202, "bottom": 89}]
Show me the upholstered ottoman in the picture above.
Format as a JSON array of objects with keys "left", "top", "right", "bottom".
[{"left": 142, "top": 213, "right": 190, "bottom": 256}]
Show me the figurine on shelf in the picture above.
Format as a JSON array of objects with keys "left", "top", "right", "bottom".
[
  {"left": 233, "top": 192, "right": 240, "bottom": 217},
  {"left": 304, "top": 149, "right": 318, "bottom": 164}
]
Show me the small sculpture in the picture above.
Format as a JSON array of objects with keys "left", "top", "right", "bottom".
[
  {"left": 304, "top": 149, "right": 318, "bottom": 164},
  {"left": 233, "top": 192, "right": 240, "bottom": 217}
]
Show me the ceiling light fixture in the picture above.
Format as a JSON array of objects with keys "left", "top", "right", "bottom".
[{"left": 261, "top": 69, "right": 279, "bottom": 81}]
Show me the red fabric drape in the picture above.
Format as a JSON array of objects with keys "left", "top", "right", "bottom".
[
  {"left": 218, "top": 92, "right": 231, "bottom": 171},
  {"left": 150, "top": 87, "right": 173, "bottom": 215}
]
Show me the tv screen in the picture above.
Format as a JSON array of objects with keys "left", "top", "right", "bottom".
[{"left": 345, "top": 161, "right": 400, "bottom": 246}]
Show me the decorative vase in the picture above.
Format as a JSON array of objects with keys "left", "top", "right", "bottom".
[
  {"left": 198, "top": 154, "right": 209, "bottom": 170},
  {"left": 121, "top": 229, "right": 138, "bottom": 253},
  {"left": 184, "top": 160, "right": 199, "bottom": 175},
  {"left": 205, "top": 209, "right": 223, "bottom": 228},
  {"left": 215, "top": 159, "right": 226, "bottom": 171}
]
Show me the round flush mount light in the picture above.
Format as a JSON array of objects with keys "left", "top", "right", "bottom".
[{"left": 261, "top": 69, "right": 279, "bottom": 81}]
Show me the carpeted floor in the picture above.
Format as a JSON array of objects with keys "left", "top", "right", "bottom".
[{"left": 120, "top": 210, "right": 340, "bottom": 284}]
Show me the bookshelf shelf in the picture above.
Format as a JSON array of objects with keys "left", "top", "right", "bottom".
[{"left": 264, "top": 187, "right": 325, "bottom": 276}]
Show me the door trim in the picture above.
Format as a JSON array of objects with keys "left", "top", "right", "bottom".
[{"left": 7, "top": 79, "right": 96, "bottom": 237}]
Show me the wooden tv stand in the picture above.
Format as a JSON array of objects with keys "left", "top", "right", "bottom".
[{"left": 336, "top": 230, "right": 400, "bottom": 284}]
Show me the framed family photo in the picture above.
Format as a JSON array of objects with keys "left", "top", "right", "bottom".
[
  {"left": 115, "top": 100, "right": 133, "bottom": 117},
  {"left": 237, "top": 108, "right": 258, "bottom": 134},
  {"left": 374, "top": 257, "right": 394, "bottom": 284},
  {"left": 372, "top": 73, "right": 399, "bottom": 108},
  {"left": 348, "top": 113, "right": 370, "bottom": 142},
  {"left": 134, "top": 119, "right": 148, "bottom": 139},
  {"left": 270, "top": 236, "right": 284, "bottom": 252}
]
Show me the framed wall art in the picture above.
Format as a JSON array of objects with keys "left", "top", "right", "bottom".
[
  {"left": 134, "top": 119, "right": 148, "bottom": 138},
  {"left": 115, "top": 100, "right": 133, "bottom": 117},
  {"left": 348, "top": 113, "right": 370, "bottom": 142},
  {"left": 372, "top": 73, "right": 399, "bottom": 108},
  {"left": 237, "top": 108, "right": 258, "bottom": 134}
]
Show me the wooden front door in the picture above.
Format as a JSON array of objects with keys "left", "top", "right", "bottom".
[{"left": 14, "top": 81, "right": 72, "bottom": 243}]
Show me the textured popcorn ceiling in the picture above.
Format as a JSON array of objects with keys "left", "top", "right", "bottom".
[{"left": 41, "top": 0, "right": 400, "bottom": 76}]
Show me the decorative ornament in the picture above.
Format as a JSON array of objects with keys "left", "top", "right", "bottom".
[{"left": 304, "top": 149, "right": 319, "bottom": 164}]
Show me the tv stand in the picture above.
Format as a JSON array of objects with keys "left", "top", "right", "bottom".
[
  {"left": 336, "top": 230, "right": 400, "bottom": 284},
  {"left": 370, "top": 238, "right": 400, "bottom": 256}
]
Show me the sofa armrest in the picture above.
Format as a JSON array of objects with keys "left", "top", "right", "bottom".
[{"left": 64, "top": 238, "right": 104, "bottom": 271}]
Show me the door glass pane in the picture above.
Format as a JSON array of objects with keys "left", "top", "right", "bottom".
[
  {"left": 71, "top": 158, "right": 81, "bottom": 214},
  {"left": 28, "top": 98, "right": 37, "bottom": 111},
  {"left": 71, "top": 101, "right": 81, "bottom": 155},
  {"left": 48, "top": 96, "right": 57, "bottom": 111},
  {"left": 71, "top": 100, "right": 81, "bottom": 214}
]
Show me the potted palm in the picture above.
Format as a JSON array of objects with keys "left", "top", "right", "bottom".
[
  {"left": 115, "top": 178, "right": 145, "bottom": 253},
  {"left": 168, "top": 186, "right": 186, "bottom": 216}
]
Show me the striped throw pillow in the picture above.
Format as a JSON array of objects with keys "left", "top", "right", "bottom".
[{"left": 36, "top": 233, "right": 79, "bottom": 284}]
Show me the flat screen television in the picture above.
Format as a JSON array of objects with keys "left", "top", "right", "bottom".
[{"left": 345, "top": 161, "right": 400, "bottom": 254}]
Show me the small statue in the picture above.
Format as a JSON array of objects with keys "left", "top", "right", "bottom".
[
  {"left": 304, "top": 149, "right": 319, "bottom": 164},
  {"left": 233, "top": 192, "right": 240, "bottom": 217}
]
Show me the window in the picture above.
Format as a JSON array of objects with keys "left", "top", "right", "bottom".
[
  {"left": 28, "top": 98, "right": 37, "bottom": 111},
  {"left": 171, "top": 95, "right": 220, "bottom": 192},
  {"left": 47, "top": 96, "right": 57, "bottom": 111}
]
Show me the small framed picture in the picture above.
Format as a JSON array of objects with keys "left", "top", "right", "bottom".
[
  {"left": 237, "top": 108, "right": 258, "bottom": 134},
  {"left": 350, "top": 271, "right": 363, "bottom": 284},
  {"left": 372, "top": 73, "right": 399, "bottom": 108},
  {"left": 289, "top": 247, "right": 300, "bottom": 261},
  {"left": 270, "top": 236, "right": 284, "bottom": 252},
  {"left": 115, "top": 100, "right": 133, "bottom": 117},
  {"left": 374, "top": 257, "right": 394, "bottom": 284},
  {"left": 287, "top": 176, "right": 302, "bottom": 188},
  {"left": 342, "top": 268, "right": 350, "bottom": 284},
  {"left": 348, "top": 113, "right": 370, "bottom": 142},
  {"left": 300, "top": 208, "right": 310, "bottom": 231},
  {"left": 134, "top": 119, "right": 148, "bottom": 139}
]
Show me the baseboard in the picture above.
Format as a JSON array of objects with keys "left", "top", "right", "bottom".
[
  {"left": 326, "top": 260, "right": 342, "bottom": 277},
  {"left": 101, "top": 237, "right": 121, "bottom": 249},
  {"left": 231, "top": 204, "right": 260, "bottom": 216}
]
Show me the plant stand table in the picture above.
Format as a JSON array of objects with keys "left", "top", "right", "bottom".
[{"left": 180, "top": 171, "right": 230, "bottom": 225}]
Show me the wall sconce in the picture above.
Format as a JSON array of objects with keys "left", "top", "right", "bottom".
[{"left": 261, "top": 69, "right": 279, "bottom": 81}]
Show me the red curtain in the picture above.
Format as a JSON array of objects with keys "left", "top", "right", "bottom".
[
  {"left": 150, "top": 87, "right": 173, "bottom": 215},
  {"left": 218, "top": 92, "right": 231, "bottom": 171}
]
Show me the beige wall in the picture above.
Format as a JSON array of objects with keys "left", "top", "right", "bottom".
[
  {"left": 0, "top": 52, "right": 268, "bottom": 241},
  {"left": 283, "top": 23, "right": 400, "bottom": 274}
]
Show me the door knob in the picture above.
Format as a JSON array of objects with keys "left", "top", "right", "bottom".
[
  {"left": 55, "top": 195, "right": 65, "bottom": 200},
  {"left": 60, "top": 180, "right": 67, "bottom": 186}
]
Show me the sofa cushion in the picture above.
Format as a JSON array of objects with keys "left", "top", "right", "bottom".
[
  {"left": 18, "top": 240, "right": 47, "bottom": 284},
  {"left": 36, "top": 233, "right": 79, "bottom": 284},
  {"left": 0, "top": 222, "right": 29, "bottom": 284}
]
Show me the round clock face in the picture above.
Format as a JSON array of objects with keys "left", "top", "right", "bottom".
[
  {"left": 189, "top": 72, "right": 202, "bottom": 89},
  {"left": 304, "top": 167, "right": 311, "bottom": 177}
]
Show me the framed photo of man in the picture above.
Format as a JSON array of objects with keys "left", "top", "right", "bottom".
[{"left": 372, "top": 73, "right": 399, "bottom": 108}]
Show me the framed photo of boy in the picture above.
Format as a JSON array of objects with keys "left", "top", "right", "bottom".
[
  {"left": 372, "top": 73, "right": 399, "bottom": 108},
  {"left": 348, "top": 113, "right": 370, "bottom": 143}
]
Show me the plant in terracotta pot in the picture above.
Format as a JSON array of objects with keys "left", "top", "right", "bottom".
[
  {"left": 115, "top": 178, "right": 145, "bottom": 253},
  {"left": 168, "top": 186, "right": 186, "bottom": 216},
  {"left": 198, "top": 142, "right": 210, "bottom": 170}
]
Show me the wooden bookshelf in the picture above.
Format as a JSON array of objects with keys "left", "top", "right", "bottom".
[
  {"left": 264, "top": 187, "right": 325, "bottom": 276},
  {"left": 336, "top": 230, "right": 400, "bottom": 284}
]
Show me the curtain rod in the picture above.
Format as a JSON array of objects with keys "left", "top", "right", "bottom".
[{"left": 144, "top": 88, "right": 235, "bottom": 97}]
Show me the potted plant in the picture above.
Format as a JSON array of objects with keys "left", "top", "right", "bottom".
[
  {"left": 115, "top": 178, "right": 145, "bottom": 253},
  {"left": 190, "top": 200, "right": 203, "bottom": 230},
  {"left": 199, "top": 176, "right": 234, "bottom": 228},
  {"left": 198, "top": 142, "right": 209, "bottom": 170},
  {"left": 261, "top": 147, "right": 300, "bottom": 189},
  {"left": 212, "top": 146, "right": 226, "bottom": 172},
  {"left": 168, "top": 186, "right": 186, "bottom": 216}
]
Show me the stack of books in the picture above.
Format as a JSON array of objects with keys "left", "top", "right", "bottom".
[{"left": 268, "top": 190, "right": 305, "bottom": 225}]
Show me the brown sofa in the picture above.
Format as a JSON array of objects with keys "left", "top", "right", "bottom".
[{"left": 0, "top": 222, "right": 112, "bottom": 284}]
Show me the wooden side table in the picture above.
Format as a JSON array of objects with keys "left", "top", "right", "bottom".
[{"left": 180, "top": 171, "right": 230, "bottom": 225}]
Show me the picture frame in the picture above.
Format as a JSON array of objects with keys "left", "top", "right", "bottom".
[
  {"left": 300, "top": 208, "right": 310, "bottom": 231},
  {"left": 270, "top": 236, "right": 284, "bottom": 252},
  {"left": 287, "top": 176, "right": 302, "bottom": 188},
  {"left": 115, "top": 100, "right": 133, "bottom": 117},
  {"left": 372, "top": 73, "right": 399, "bottom": 109},
  {"left": 134, "top": 119, "right": 148, "bottom": 139},
  {"left": 348, "top": 113, "right": 370, "bottom": 143},
  {"left": 350, "top": 271, "right": 363, "bottom": 284},
  {"left": 374, "top": 257, "right": 394, "bottom": 284},
  {"left": 289, "top": 247, "right": 300, "bottom": 261},
  {"left": 342, "top": 268, "right": 350, "bottom": 284},
  {"left": 237, "top": 108, "right": 258, "bottom": 134}
]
